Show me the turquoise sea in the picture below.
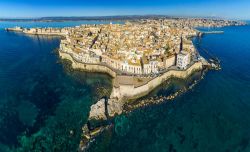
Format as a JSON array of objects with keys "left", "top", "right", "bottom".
[{"left": 0, "top": 21, "right": 250, "bottom": 152}]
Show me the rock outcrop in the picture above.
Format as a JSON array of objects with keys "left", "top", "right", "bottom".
[
  {"left": 88, "top": 98, "right": 124, "bottom": 121},
  {"left": 88, "top": 99, "right": 107, "bottom": 120},
  {"left": 107, "top": 98, "right": 124, "bottom": 117}
]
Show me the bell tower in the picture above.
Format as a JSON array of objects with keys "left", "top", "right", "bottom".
[{"left": 180, "top": 35, "right": 183, "bottom": 52}]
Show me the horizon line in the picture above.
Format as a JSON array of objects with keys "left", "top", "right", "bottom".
[{"left": 0, "top": 14, "right": 248, "bottom": 21}]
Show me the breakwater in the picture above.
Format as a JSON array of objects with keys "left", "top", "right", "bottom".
[
  {"left": 124, "top": 68, "right": 207, "bottom": 112},
  {"left": 202, "top": 31, "right": 224, "bottom": 34},
  {"left": 196, "top": 30, "right": 224, "bottom": 37}
]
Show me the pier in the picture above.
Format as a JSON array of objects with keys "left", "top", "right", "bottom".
[
  {"left": 196, "top": 37, "right": 221, "bottom": 70},
  {"left": 197, "top": 30, "right": 224, "bottom": 37},
  {"left": 202, "top": 31, "right": 224, "bottom": 34}
]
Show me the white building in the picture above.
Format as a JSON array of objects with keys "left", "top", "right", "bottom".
[{"left": 177, "top": 51, "right": 190, "bottom": 69}]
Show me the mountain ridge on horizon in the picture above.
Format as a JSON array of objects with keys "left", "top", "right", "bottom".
[{"left": 0, "top": 15, "right": 236, "bottom": 22}]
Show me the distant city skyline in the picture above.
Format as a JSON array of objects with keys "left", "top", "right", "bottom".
[{"left": 0, "top": 0, "right": 250, "bottom": 20}]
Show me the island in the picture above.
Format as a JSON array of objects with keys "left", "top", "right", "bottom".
[{"left": 6, "top": 18, "right": 245, "bottom": 151}]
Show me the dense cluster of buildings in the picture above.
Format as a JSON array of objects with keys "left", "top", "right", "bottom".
[
  {"left": 163, "top": 18, "right": 246, "bottom": 28},
  {"left": 6, "top": 26, "right": 69, "bottom": 35},
  {"left": 60, "top": 19, "right": 204, "bottom": 75},
  {"left": 8, "top": 18, "right": 244, "bottom": 75}
]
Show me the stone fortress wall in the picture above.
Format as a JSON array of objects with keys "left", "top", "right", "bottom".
[
  {"left": 15, "top": 24, "right": 206, "bottom": 120},
  {"left": 111, "top": 61, "right": 203, "bottom": 100},
  {"left": 60, "top": 48, "right": 203, "bottom": 102},
  {"left": 59, "top": 50, "right": 117, "bottom": 78}
]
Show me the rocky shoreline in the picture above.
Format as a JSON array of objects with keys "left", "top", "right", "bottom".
[
  {"left": 6, "top": 21, "right": 222, "bottom": 151},
  {"left": 77, "top": 67, "right": 208, "bottom": 152},
  {"left": 58, "top": 49, "right": 214, "bottom": 151}
]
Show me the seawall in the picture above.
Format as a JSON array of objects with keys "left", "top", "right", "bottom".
[
  {"left": 59, "top": 42, "right": 206, "bottom": 152},
  {"left": 111, "top": 62, "right": 203, "bottom": 100},
  {"left": 59, "top": 49, "right": 203, "bottom": 101},
  {"left": 23, "top": 31, "right": 66, "bottom": 37},
  {"left": 59, "top": 50, "right": 117, "bottom": 78},
  {"left": 5, "top": 28, "right": 66, "bottom": 37}
]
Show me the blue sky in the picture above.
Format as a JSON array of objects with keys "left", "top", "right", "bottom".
[{"left": 0, "top": 0, "right": 250, "bottom": 19}]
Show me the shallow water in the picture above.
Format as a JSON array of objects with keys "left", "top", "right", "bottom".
[{"left": 0, "top": 22, "right": 112, "bottom": 151}]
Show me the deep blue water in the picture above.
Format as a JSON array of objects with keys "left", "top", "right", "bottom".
[
  {"left": 0, "top": 20, "right": 124, "bottom": 28},
  {"left": 0, "top": 21, "right": 250, "bottom": 152},
  {"left": 0, "top": 21, "right": 112, "bottom": 151},
  {"left": 90, "top": 25, "right": 250, "bottom": 152}
]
